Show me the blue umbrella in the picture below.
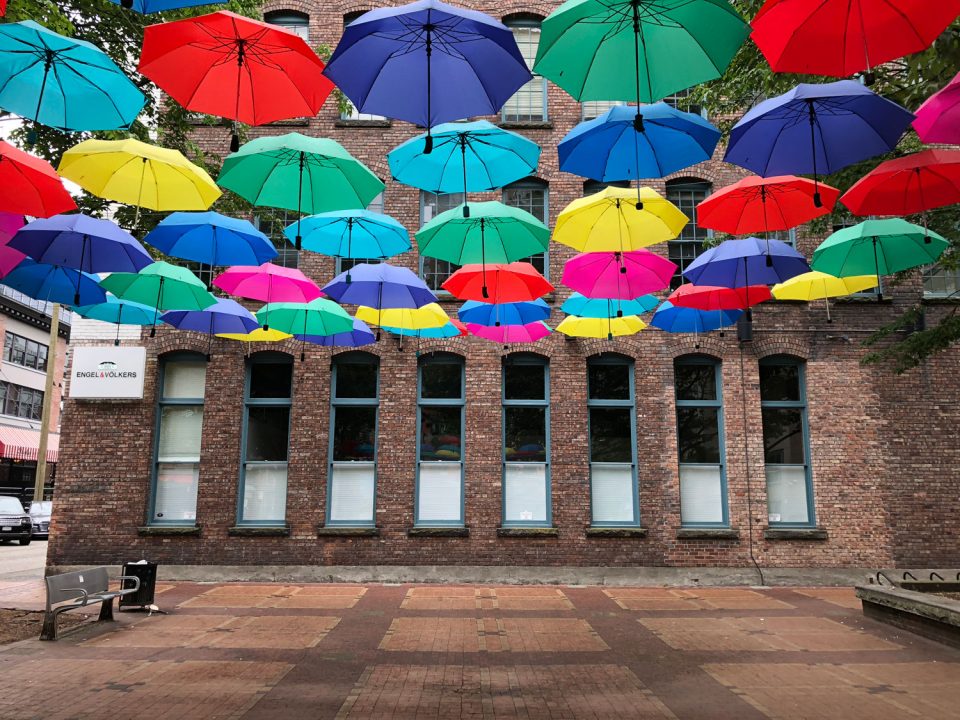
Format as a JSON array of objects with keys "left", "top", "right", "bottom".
[
  {"left": 560, "top": 292, "right": 660, "bottom": 319},
  {"left": 385, "top": 321, "right": 464, "bottom": 338},
  {"left": 1, "top": 258, "right": 106, "bottom": 306},
  {"left": 73, "top": 296, "right": 158, "bottom": 345},
  {"left": 558, "top": 103, "right": 721, "bottom": 183},
  {"left": 162, "top": 298, "right": 259, "bottom": 357},
  {"left": 322, "top": 262, "right": 437, "bottom": 309},
  {"left": 297, "top": 318, "right": 376, "bottom": 348},
  {"left": 144, "top": 212, "right": 277, "bottom": 267},
  {"left": 0, "top": 21, "right": 145, "bottom": 135},
  {"left": 388, "top": 121, "right": 540, "bottom": 211},
  {"left": 458, "top": 298, "right": 550, "bottom": 327},
  {"left": 109, "top": 0, "right": 226, "bottom": 13},
  {"left": 286, "top": 210, "right": 411, "bottom": 262},
  {"left": 650, "top": 301, "right": 741, "bottom": 333},
  {"left": 724, "top": 80, "right": 914, "bottom": 207},
  {"left": 323, "top": 0, "right": 532, "bottom": 152}
]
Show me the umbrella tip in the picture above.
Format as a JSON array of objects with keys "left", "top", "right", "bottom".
[{"left": 813, "top": 192, "right": 823, "bottom": 208}]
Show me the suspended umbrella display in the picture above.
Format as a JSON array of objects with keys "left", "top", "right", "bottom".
[
  {"left": 466, "top": 320, "right": 551, "bottom": 344},
  {"left": 139, "top": 11, "right": 333, "bottom": 151},
  {"left": 914, "top": 71, "right": 960, "bottom": 145},
  {"left": 0, "top": 245, "right": 26, "bottom": 279},
  {"left": 442, "top": 262, "right": 553, "bottom": 303},
  {"left": 1, "top": 259, "right": 106, "bottom": 306},
  {"left": 217, "top": 133, "right": 384, "bottom": 248},
  {"left": 73, "top": 296, "right": 158, "bottom": 345},
  {"left": 0, "top": 212, "right": 24, "bottom": 245},
  {"left": 552, "top": 187, "right": 688, "bottom": 253},
  {"left": 287, "top": 210, "right": 410, "bottom": 272},
  {"left": 557, "top": 314, "right": 645, "bottom": 341},
  {"left": 772, "top": 271, "right": 880, "bottom": 322},
  {"left": 213, "top": 263, "right": 323, "bottom": 330},
  {"left": 668, "top": 284, "right": 772, "bottom": 311},
  {"left": 458, "top": 298, "right": 550, "bottom": 327},
  {"left": 384, "top": 319, "right": 467, "bottom": 353},
  {"left": 560, "top": 292, "right": 659, "bottom": 319},
  {"left": 324, "top": 0, "right": 532, "bottom": 152},
  {"left": 388, "top": 120, "right": 540, "bottom": 215},
  {"left": 110, "top": 0, "right": 227, "bottom": 13},
  {"left": 650, "top": 301, "right": 742, "bottom": 337},
  {"left": 323, "top": 263, "right": 437, "bottom": 312},
  {"left": 0, "top": 21, "right": 145, "bottom": 137},
  {"left": 144, "top": 212, "right": 278, "bottom": 269},
  {"left": 356, "top": 302, "right": 449, "bottom": 330},
  {"left": 162, "top": 298, "right": 259, "bottom": 357},
  {"left": 562, "top": 250, "right": 677, "bottom": 300},
  {"left": 0, "top": 141, "right": 76, "bottom": 217},
  {"left": 297, "top": 318, "right": 376, "bottom": 348},
  {"left": 255, "top": 298, "right": 354, "bottom": 359},
  {"left": 725, "top": 81, "right": 915, "bottom": 207},
  {"left": 217, "top": 327, "right": 292, "bottom": 343},
  {"left": 696, "top": 176, "right": 839, "bottom": 235}
]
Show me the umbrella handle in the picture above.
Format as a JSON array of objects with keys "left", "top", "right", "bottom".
[
  {"left": 806, "top": 101, "right": 823, "bottom": 208},
  {"left": 29, "top": 50, "right": 54, "bottom": 146},
  {"left": 480, "top": 219, "right": 489, "bottom": 298},
  {"left": 424, "top": 20, "right": 434, "bottom": 154},
  {"left": 150, "top": 278, "right": 163, "bottom": 338},
  {"left": 461, "top": 137, "right": 470, "bottom": 217},
  {"left": 295, "top": 152, "right": 305, "bottom": 249}
]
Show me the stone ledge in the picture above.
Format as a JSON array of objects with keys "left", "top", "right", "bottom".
[
  {"left": 407, "top": 527, "right": 469, "bottom": 538},
  {"left": 765, "top": 527, "right": 828, "bottom": 541},
  {"left": 676, "top": 528, "right": 740, "bottom": 540},
  {"left": 496, "top": 527, "right": 559, "bottom": 538},
  {"left": 137, "top": 525, "right": 201, "bottom": 537},
  {"left": 228, "top": 526, "right": 290, "bottom": 537},
  {"left": 585, "top": 527, "right": 648, "bottom": 538},
  {"left": 497, "top": 121, "right": 553, "bottom": 130},
  {"left": 316, "top": 527, "right": 380, "bottom": 537},
  {"left": 335, "top": 119, "right": 392, "bottom": 128}
]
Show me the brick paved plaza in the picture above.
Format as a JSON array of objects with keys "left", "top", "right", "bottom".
[{"left": 1, "top": 581, "right": 958, "bottom": 719}]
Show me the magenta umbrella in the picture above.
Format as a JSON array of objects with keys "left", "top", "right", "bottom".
[
  {"left": 466, "top": 321, "right": 551, "bottom": 344},
  {"left": 562, "top": 250, "right": 677, "bottom": 299},
  {"left": 0, "top": 245, "right": 26, "bottom": 278},
  {"left": 914, "top": 71, "right": 960, "bottom": 144},
  {"left": 213, "top": 263, "right": 324, "bottom": 331},
  {"left": 0, "top": 212, "right": 24, "bottom": 245}
]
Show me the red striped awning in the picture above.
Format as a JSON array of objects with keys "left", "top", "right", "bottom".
[{"left": 0, "top": 426, "right": 59, "bottom": 463}]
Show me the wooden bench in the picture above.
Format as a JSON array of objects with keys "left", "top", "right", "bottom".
[{"left": 40, "top": 567, "right": 141, "bottom": 641}]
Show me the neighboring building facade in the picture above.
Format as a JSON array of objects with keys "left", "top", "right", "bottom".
[{"left": 47, "top": 2, "right": 960, "bottom": 578}]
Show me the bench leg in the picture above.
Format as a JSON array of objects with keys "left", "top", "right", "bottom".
[
  {"left": 98, "top": 597, "right": 115, "bottom": 623},
  {"left": 40, "top": 611, "right": 58, "bottom": 641}
]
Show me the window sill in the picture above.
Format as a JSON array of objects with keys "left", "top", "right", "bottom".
[
  {"left": 408, "top": 527, "right": 469, "bottom": 538},
  {"left": 317, "top": 526, "right": 380, "bottom": 537},
  {"left": 586, "top": 527, "right": 647, "bottom": 538},
  {"left": 228, "top": 525, "right": 290, "bottom": 537},
  {"left": 335, "top": 119, "right": 392, "bottom": 128},
  {"left": 922, "top": 296, "right": 960, "bottom": 305},
  {"left": 497, "top": 526, "right": 558, "bottom": 538},
  {"left": 265, "top": 118, "right": 310, "bottom": 127},
  {"left": 137, "top": 525, "right": 200, "bottom": 537},
  {"left": 676, "top": 528, "right": 740, "bottom": 540},
  {"left": 764, "top": 527, "right": 828, "bottom": 541},
  {"left": 497, "top": 121, "right": 553, "bottom": 130}
]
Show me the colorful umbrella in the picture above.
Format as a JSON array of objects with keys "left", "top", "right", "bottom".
[
  {"left": 213, "top": 264, "right": 322, "bottom": 330},
  {"left": 139, "top": 11, "right": 332, "bottom": 150},
  {"left": 557, "top": 314, "right": 645, "bottom": 340},
  {"left": 553, "top": 186, "right": 688, "bottom": 253},
  {"left": 696, "top": 175, "right": 839, "bottom": 235},
  {"left": 0, "top": 141, "right": 76, "bottom": 218},
  {"left": 217, "top": 133, "right": 385, "bottom": 248},
  {"left": 772, "top": 270, "right": 880, "bottom": 321},
  {"left": 467, "top": 320, "right": 551, "bottom": 344},
  {"left": 1, "top": 259, "right": 106, "bottom": 306},
  {"left": 560, "top": 292, "right": 659, "bottom": 319},
  {"left": 668, "top": 284, "right": 772, "bottom": 311},
  {"left": 73, "top": 294, "right": 158, "bottom": 343},
  {"left": 323, "top": 1, "right": 532, "bottom": 150},
  {"left": 0, "top": 245, "right": 26, "bottom": 279},
  {"left": 297, "top": 318, "right": 376, "bottom": 348},
  {"left": 914, "top": 71, "right": 960, "bottom": 145},
  {"left": 0, "top": 0, "right": 7, "bottom": 16},
  {"left": 58, "top": 138, "right": 221, "bottom": 212},
  {"left": 562, "top": 250, "right": 677, "bottom": 300},
  {"left": 287, "top": 210, "right": 410, "bottom": 264},
  {"left": 388, "top": 120, "right": 540, "bottom": 203},
  {"left": 558, "top": 103, "right": 721, "bottom": 184},
  {"left": 683, "top": 238, "right": 810, "bottom": 291},
  {"left": 650, "top": 301, "right": 742, "bottom": 333},
  {"left": 725, "top": 81, "right": 915, "bottom": 206},
  {"left": 144, "top": 212, "right": 278, "bottom": 267},
  {"left": 442, "top": 262, "right": 553, "bottom": 302},
  {"left": 458, "top": 298, "right": 550, "bottom": 327},
  {"left": 356, "top": 302, "right": 448, "bottom": 330},
  {"left": 384, "top": 319, "right": 467, "bottom": 339},
  {"left": 217, "top": 327, "right": 292, "bottom": 343},
  {"left": 534, "top": 0, "right": 748, "bottom": 105},
  {"left": 0, "top": 213, "right": 25, "bottom": 245},
  {"left": 255, "top": 298, "right": 354, "bottom": 337},
  {"left": 323, "top": 263, "right": 437, "bottom": 310},
  {"left": 0, "top": 21, "right": 144, "bottom": 133},
  {"left": 163, "top": 298, "right": 259, "bottom": 335},
  {"left": 110, "top": 0, "right": 227, "bottom": 13},
  {"left": 751, "top": 0, "right": 960, "bottom": 78}
]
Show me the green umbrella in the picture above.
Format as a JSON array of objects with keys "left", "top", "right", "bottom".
[
  {"left": 256, "top": 297, "right": 354, "bottom": 338},
  {"left": 534, "top": 0, "right": 748, "bottom": 128},
  {"left": 100, "top": 261, "right": 217, "bottom": 336},
  {"left": 811, "top": 218, "right": 949, "bottom": 299},
  {"left": 216, "top": 133, "right": 386, "bottom": 249}
]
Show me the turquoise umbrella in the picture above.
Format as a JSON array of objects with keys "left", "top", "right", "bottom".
[
  {"left": 561, "top": 292, "right": 660, "bottom": 318},
  {"left": 285, "top": 209, "right": 411, "bottom": 260},
  {"left": 73, "top": 296, "right": 157, "bottom": 345}
]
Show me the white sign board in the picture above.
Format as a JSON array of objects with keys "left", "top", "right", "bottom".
[{"left": 69, "top": 346, "right": 147, "bottom": 399}]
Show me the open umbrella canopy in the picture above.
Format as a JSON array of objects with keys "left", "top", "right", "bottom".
[
  {"left": 811, "top": 218, "right": 949, "bottom": 278},
  {"left": 0, "top": 212, "right": 25, "bottom": 245},
  {"left": 1, "top": 258, "right": 106, "bottom": 306},
  {"left": 145, "top": 212, "right": 278, "bottom": 267},
  {"left": 288, "top": 209, "right": 410, "bottom": 260},
  {"left": 556, "top": 314, "right": 645, "bottom": 339},
  {"left": 162, "top": 298, "right": 259, "bottom": 336},
  {"left": 384, "top": 319, "right": 467, "bottom": 339},
  {"left": 650, "top": 301, "right": 741, "bottom": 333},
  {"left": 772, "top": 271, "right": 879, "bottom": 301},
  {"left": 323, "top": 262, "right": 437, "bottom": 309},
  {"left": 683, "top": 237, "right": 810, "bottom": 288},
  {"left": 388, "top": 120, "right": 540, "bottom": 196},
  {"left": 841, "top": 150, "right": 960, "bottom": 217},
  {"left": 0, "top": 245, "right": 26, "bottom": 278},
  {"left": 297, "top": 318, "right": 376, "bottom": 347},
  {"left": 101, "top": 261, "right": 216, "bottom": 312},
  {"left": 696, "top": 175, "right": 839, "bottom": 235},
  {"left": 255, "top": 298, "right": 354, "bottom": 337},
  {"left": 217, "top": 327, "right": 292, "bottom": 342},
  {"left": 558, "top": 103, "right": 721, "bottom": 183},
  {"left": 553, "top": 187, "right": 688, "bottom": 252},
  {"left": 356, "top": 302, "right": 448, "bottom": 330},
  {"left": 73, "top": 296, "right": 157, "bottom": 325},
  {"left": 562, "top": 250, "right": 677, "bottom": 300},
  {"left": 458, "top": 298, "right": 550, "bottom": 327},
  {"left": 442, "top": 262, "right": 553, "bottom": 302},
  {"left": 669, "top": 283, "right": 772, "bottom": 311},
  {"left": 750, "top": 0, "right": 960, "bottom": 78},
  {"left": 914, "top": 71, "right": 960, "bottom": 145},
  {"left": 0, "top": 21, "right": 145, "bottom": 131},
  {"left": 109, "top": 0, "right": 227, "bottom": 13},
  {"left": 0, "top": 141, "right": 76, "bottom": 218},
  {"left": 58, "top": 138, "right": 221, "bottom": 211},
  {"left": 560, "top": 292, "right": 659, "bottom": 318},
  {"left": 467, "top": 320, "right": 551, "bottom": 344},
  {"left": 323, "top": 1, "right": 532, "bottom": 142},
  {"left": 214, "top": 263, "right": 323, "bottom": 304}
]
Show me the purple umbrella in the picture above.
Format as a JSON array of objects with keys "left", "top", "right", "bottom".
[
  {"left": 297, "top": 318, "right": 376, "bottom": 348},
  {"left": 162, "top": 298, "right": 259, "bottom": 357},
  {"left": 322, "top": 262, "right": 437, "bottom": 310},
  {"left": 724, "top": 80, "right": 914, "bottom": 207}
]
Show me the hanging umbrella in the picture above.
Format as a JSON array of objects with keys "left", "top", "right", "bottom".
[
  {"left": 725, "top": 81, "right": 914, "bottom": 207},
  {"left": 557, "top": 314, "right": 645, "bottom": 340},
  {"left": 387, "top": 120, "right": 540, "bottom": 212},
  {"left": 650, "top": 301, "right": 742, "bottom": 333},
  {"left": 255, "top": 298, "right": 354, "bottom": 336},
  {"left": 772, "top": 270, "right": 879, "bottom": 321},
  {"left": 458, "top": 298, "right": 550, "bottom": 327},
  {"left": 144, "top": 212, "right": 278, "bottom": 267},
  {"left": 287, "top": 210, "right": 410, "bottom": 266},
  {"left": 1, "top": 259, "right": 106, "bottom": 306},
  {"left": 442, "top": 262, "right": 553, "bottom": 302},
  {"left": 562, "top": 250, "right": 677, "bottom": 300},
  {"left": 217, "top": 133, "right": 385, "bottom": 248},
  {"left": 0, "top": 21, "right": 145, "bottom": 135},
  {"left": 58, "top": 138, "right": 221, "bottom": 213},
  {"left": 384, "top": 319, "right": 467, "bottom": 338},
  {"left": 560, "top": 292, "right": 659, "bottom": 319},
  {"left": 218, "top": 327, "right": 292, "bottom": 343},
  {"left": 163, "top": 298, "right": 259, "bottom": 335},
  {"left": 139, "top": 11, "right": 333, "bottom": 150},
  {"left": 0, "top": 0, "right": 7, "bottom": 16},
  {"left": 553, "top": 186, "right": 688, "bottom": 253},
  {"left": 110, "top": 0, "right": 227, "bottom": 13},
  {"left": 750, "top": 0, "right": 960, "bottom": 78},
  {"left": 323, "top": 262, "right": 437, "bottom": 310},
  {"left": 214, "top": 263, "right": 323, "bottom": 330},
  {"left": 696, "top": 175, "right": 839, "bottom": 235},
  {"left": 914, "top": 71, "right": 960, "bottom": 144},
  {"left": 0, "top": 245, "right": 26, "bottom": 279},
  {"left": 0, "top": 141, "right": 76, "bottom": 218},
  {"left": 323, "top": 0, "right": 532, "bottom": 152},
  {"left": 297, "top": 318, "right": 376, "bottom": 348},
  {"left": 467, "top": 321, "right": 551, "bottom": 344},
  {"left": 356, "top": 302, "right": 448, "bottom": 330},
  {"left": 535, "top": 0, "right": 748, "bottom": 109},
  {"left": 0, "top": 213, "right": 25, "bottom": 245},
  {"left": 668, "top": 284, "right": 772, "bottom": 311},
  {"left": 416, "top": 201, "right": 549, "bottom": 296},
  {"left": 558, "top": 103, "right": 721, "bottom": 186},
  {"left": 74, "top": 295, "right": 158, "bottom": 345}
]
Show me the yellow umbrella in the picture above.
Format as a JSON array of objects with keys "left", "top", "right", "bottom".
[
  {"left": 552, "top": 186, "right": 688, "bottom": 252},
  {"left": 58, "top": 138, "right": 221, "bottom": 211},
  {"left": 772, "top": 271, "right": 879, "bottom": 322},
  {"left": 217, "top": 328, "right": 292, "bottom": 342},
  {"left": 356, "top": 303, "right": 448, "bottom": 330},
  {"left": 556, "top": 314, "right": 646, "bottom": 340}
]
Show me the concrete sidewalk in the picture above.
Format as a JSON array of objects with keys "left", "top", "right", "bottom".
[{"left": 0, "top": 581, "right": 958, "bottom": 719}]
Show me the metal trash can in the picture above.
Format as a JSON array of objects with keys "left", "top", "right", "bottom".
[{"left": 119, "top": 561, "right": 158, "bottom": 609}]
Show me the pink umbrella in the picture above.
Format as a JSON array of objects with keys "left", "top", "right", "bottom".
[
  {"left": 914, "top": 71, "right": 960, "bottom": 144},
  {"left": 0, "top": 212, "right": 25, "bottom": 246},
  {"left": 0, "top": 245, "right": 26, "bottom": 278},
  {"left": 466, "top": 321, "right": 551, "bottom": 344},
  {"left": 562, "top": 250, "right": 677, "bottom": 299},
  {"left": 213, "top": 263, "right": 323, "bottom": 331}
]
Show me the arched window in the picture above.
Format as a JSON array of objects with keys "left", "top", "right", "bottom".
[
  {"left": 583, "top": 179, "right": 630, "bottom": 196},
  {"left": 150, "top": 353, "right": 206, "bottom": 526},
  {"left": 264, "top": 10, "right": 309, "bottom": 42},
  {"left": 502, "top": 178, "right": 548, "bottom": 278},
  {"left": 501, "top": 16, "right": 546, "bottom": 122},
  {"left": 502, "top": 354, "right": 550, "bottom": 527},
  {"left": 666, "top": 179, "right": 713, "bottom": 289}
]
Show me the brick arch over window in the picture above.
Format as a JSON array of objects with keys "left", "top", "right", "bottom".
[
  {"left": 418, "top": 349, "right": 467, "bottom": 363},
  {"left": 502, "top": 12, "right": 546, "bottom": 24},
  {"left": 586, "top": 350, "right": 633, "bottom": 364},
  {"left": 153, "top": 334, "right": 211, "bottom": 357},
  {"left": 753, "top": 338, "right": 811, "bottom": 362},
  {"left": 663, "top": 336, "right": 728, "bottom": 360}
]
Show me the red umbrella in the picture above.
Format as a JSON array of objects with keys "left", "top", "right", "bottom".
[
  {"left": 442, "top": 262, "right": 553, "bottom": 302},
  {"left": 669, "top": 283, "right": 772, "bottom": 311},
  {"left": 914, "top": 72, "right": 960, "bottom": 144},
  {"left": 0, "top": 141, "right": 77, "bottom": 218},
  {"left": 0, "top": 0, "right": 7, "bottom": 17},
  {"left": 697, "top": 175, "right": 838, "bottom": 235},
  {"left": 751, "top": 0, "right": 960, "bottom": 78},
  {"left": 139, "top": 11, "right": 333, "bottom": 150}
]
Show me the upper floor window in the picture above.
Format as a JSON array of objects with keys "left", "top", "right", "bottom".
[
  {"left": 416, "top": 354, "right": 465, "bottom": 527},
  {"left": 666, "top": 180, "right": 713, "bottom": 289},
  {"left": 502, "top": 355, "right": 550, "bottom": 527},
  {"left": 502, "top": 179, "right": 548, "bottom": 277},
  {"left": 581, "top": 100, "right": 625, "bottom": 121},
  {"left": 923, "top": 264, "right": 959, "bottom": 298},
  {"left": 336, "top": 192, "right": 388, "bottom": 275},
  {"left": 0, "top": 381, "right": 42, "bottom": 420},
  {"left": 583, "top": 179, "right": 630, "bottom": 196},
  {"left": 501, "top": 17, "right": 546, "bottom": 123},
  {"left": 663, "top": 87, "right": 705, "bottom": 118},
  {"left": 339, "top": 12, "right": 386, "bottom": 121},
  {"left": 265, "top": 10, "right": 309, "bottom": 42},
  {"left": 254, "top": 210, "right": 298, "bottom": 269},
  {"left": 420, "top": 191, "right": 464, "bottom": 292},
  {"left": 3, "top": 332, "right": 47, "bottom": 372}
]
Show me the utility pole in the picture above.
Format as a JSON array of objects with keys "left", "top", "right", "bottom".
[{"left": 33, "top": 302, "right": 59, "bottom": 504}]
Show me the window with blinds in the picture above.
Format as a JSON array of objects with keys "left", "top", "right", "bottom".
[
  {"left": 502, "top": 355, "right": 550, "bottom": 526},
  {"left": 420, "top": 191, "right": 464, "bottom": 292},
  {"left": 502, "top": 180, "right": 548, "bottom": 277},
  {"left": 501, "top": 19, "right": 546, "bottom": 122},
  {"left": 666, "top": 180, "right": 713, "bottom": 289},
  {"left": 416, "top": 354, "right": 465, "bottom": 526}
]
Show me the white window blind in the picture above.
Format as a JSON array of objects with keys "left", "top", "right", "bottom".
[
  {"left": 417, "top": 462, "right": 461, "bottom": 523},
  {"left": 504, "top": 463, "right": 547, "bottom": 523},
  {"left": 242, "top": 463, "right": 288, "bottom": 521},
  {"left": 591, "top": 464, "right": 635, "bottom": 524},
  {"left": 765, "top": 466, "right": 810, "bottom": 524},
  {"left": 163, "top": 361, "right": 206, "bottom": 399},
  {"left": 157, "top": 406, "right": 203, "bottom": 462},
  {"left": 153, "top": 464, "right": 199, "bottom": 522},
  {"left": 329, "top": 462, "right": 375, "bottom": 524},
  {"left": 679, "top": 465, "right": 724, "bottom": 524}
]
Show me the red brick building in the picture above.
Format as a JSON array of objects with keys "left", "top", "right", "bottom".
[{"left": 47, "top": 2, "right": 960, "bottom": 581}]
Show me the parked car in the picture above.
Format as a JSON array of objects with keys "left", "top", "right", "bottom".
[
  {"left": 29, "top": 500, "right": 52, "bottom": 539},
  {"left": 0, "top": 495, "right": 31, "bottom": 545}
]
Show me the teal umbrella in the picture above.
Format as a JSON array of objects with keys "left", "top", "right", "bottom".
[
  {"left": 255, "top": 298, "right": 355, "bottom": 361},
  {"left": 73, "top": 295, "right": 158, "bottom": 345},
  {"left": 286, "top": 209, "right": 410, "bottom": 261},
  {"left": 561, "top": 292, "right": 659, "bottom": 318}
]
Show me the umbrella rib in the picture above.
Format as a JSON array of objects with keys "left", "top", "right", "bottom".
[{"left": 55, "top": 59, "right": 128, "bottom": 126}]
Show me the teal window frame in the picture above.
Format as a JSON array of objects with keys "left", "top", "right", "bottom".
[
  {"left": 502, "top": 178, "right": 549, "bottom": 280},
  {"left": 666, "top": 180, "right": 714, "bottom": 289}
]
